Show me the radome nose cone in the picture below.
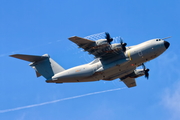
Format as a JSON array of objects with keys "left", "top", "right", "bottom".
[{"left": 164, "top": 41, "right": 170, "bottom": 49}]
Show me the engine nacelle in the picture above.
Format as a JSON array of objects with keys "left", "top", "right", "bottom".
[
  {"left": 110, "top": 44, "right": 121, "bottom": 50},
  {"left": 129, "top": 69, "right": 145, "bottom": 78},
  {"left": 95, "top": 39, "right": 109, "bottom": 46},
  {"left": 87, "top": 39, "right": 110, "bottom": 55}
]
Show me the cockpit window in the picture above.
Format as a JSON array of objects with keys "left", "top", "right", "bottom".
[{"left": 156, "top": 39, "right": 161, "bottom": 41}]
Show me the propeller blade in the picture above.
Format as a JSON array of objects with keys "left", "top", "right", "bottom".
[
  {"left": 120, "top": 37, "right": 123, "bottom": 44},
  {"left": 142, "top": 63, "right": 150, "bottom": 79},
  {"left": 105, "top": 32, "right": 113, "bottom": 44},
  {"left": 120, "top": 37, "right": 127, "bottom": 52},
  {"left": 142, "top": 63, "right": 146, "bottom": 70},
  {"left": 145, "top": 69, "right": 149, "bottom": 79}
]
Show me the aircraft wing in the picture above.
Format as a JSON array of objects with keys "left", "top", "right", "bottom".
[
  {"left": 69, "top": 36, "right": 126, "bottom": 59},
  {"left": 69, "top": 36, "right": 95, "bottom": 49},
  {"left": 121, "top": 77, "right": 137, "bottom": 88}
]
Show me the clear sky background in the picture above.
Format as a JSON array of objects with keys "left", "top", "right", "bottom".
[{"left": 0, "top": 0, "right": 180, "bottom": 120}]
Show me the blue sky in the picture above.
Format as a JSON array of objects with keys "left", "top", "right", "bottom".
[{"left": 0, "top": 0, "right": 180, "bottom": 120}]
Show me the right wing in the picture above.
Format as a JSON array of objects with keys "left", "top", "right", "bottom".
[{"left": 121, "top": 77, "right": 137, "bottom": 88}]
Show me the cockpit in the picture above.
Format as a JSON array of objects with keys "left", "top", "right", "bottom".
[{"left": 156, "top": 39, "right": 162, "bottom": 41}]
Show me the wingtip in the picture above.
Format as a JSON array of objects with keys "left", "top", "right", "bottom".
[
  {"left": 9, "top": 54, "right": 23, "bottom": 58},
  {"left": 68, "top": 36, "right": 78, "bottom": 39},
  {"left": 9, "top": 54, "right": 17, "bottom": 57}
]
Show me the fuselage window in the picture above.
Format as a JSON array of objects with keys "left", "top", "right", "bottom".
[
  {"left": 156, "top": 39, "right": 161, "bottom": 41},
  {"left": 138, "top": 51, "right": 143, "bottom": 56}
]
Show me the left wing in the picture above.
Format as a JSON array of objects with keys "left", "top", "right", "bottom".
[
  {"left": 121, "top": 77, "right": 137, "bottom": 88},
  {"left": 69, "top": 36, "right": 126, "bottom": 59}
]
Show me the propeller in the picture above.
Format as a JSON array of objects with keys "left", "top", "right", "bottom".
[
  {"left": 142, "top": 63, "right": 150, "bottom": 79},
  {"left": 120, "top": 37, "right": 127, "bottom": 52},
  {"left": 105, "top": 32, "right": 113, "bottom": 44}
]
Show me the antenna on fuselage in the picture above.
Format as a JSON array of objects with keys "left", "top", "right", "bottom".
[{"left": 162, "top": 36, "right": 172, "bottom": 40}]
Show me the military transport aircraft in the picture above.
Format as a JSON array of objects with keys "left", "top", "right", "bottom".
[{"left": 10, "top": 33, "right": 170, "bottom": 88}]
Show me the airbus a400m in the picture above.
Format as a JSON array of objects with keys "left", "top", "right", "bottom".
[{"left": 10, "top": 33, "right": 170, "bottom": 88}]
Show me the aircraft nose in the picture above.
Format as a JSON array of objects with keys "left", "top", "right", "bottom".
[{"left": 164, "top": 41, "right": 170, "bottom": 49}]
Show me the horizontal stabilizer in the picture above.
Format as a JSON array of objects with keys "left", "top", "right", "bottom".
[
  {"left": 10, "top": 54, "right": 65, "bottom": 80},
  {"left": 10, "top": 54, "right": 49, "bottom": 62}
]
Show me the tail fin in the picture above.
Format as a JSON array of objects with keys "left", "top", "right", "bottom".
[{"left": 10, "top": 54, "right": 65, "bottom": 80}]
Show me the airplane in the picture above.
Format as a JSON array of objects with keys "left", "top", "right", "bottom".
[{"left": 10, "top": 33, "right": 170, "bottom": 88}]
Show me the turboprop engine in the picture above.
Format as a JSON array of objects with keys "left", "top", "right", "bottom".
[{"left": 129, "top": 69, "right": 145, "bottom": 78}]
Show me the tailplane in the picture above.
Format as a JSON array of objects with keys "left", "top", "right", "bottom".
[{"left": 10, "top": 54, "right": 65, "bottom": 80}]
